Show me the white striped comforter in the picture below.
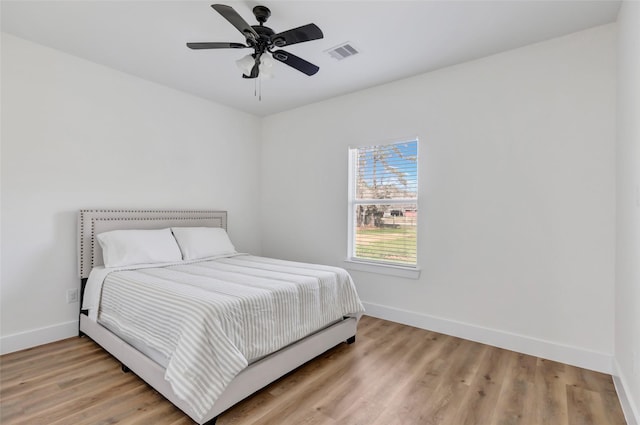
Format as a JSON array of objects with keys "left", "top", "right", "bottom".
[{"left": 97, "top": 255, "right": 364, "bottom": 421}]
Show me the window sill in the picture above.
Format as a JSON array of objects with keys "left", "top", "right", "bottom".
[{"left": 343, "top": 259, "right": 421, "bottom": 279}]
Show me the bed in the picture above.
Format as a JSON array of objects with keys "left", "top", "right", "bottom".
[{"left": 78, "top": 209, "right": 364, "bottom": 425}]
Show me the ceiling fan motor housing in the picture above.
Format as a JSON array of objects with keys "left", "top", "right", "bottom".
[{"left": 251, "top": 25, "right": 275, "bottom": 53}]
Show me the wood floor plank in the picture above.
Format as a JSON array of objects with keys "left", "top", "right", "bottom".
[
  {"left": 368, "top": 333, "right": 464, "bottom": 425},
  {"left": 0, "top": 316, "right": 627, "bottom": 425},
  {"left": 532, "top": 358, "right": 571, "bottom": 425},
  {"left": 490, "top": 351, "right": 537, "bottom": 425},
  {"left": 450, "top": 343, "right": 510, "bottom": 425},
  {"left": 51, "top": 383, "right": 158, "bottom": 425},
  {"left": 317, "top": 324, "right": 424, "bottom": 420},
  {"left": 601, "top": 387, "right": 630, "bottom": 425},
  {"left": 566, "top": 385, "right": 610, "bottom": 425},
  {"left": 408, "top": 339, "right": 486, "bottom": 425}
]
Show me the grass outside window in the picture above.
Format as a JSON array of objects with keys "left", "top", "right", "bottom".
[{"left": 355, "top": 223, "right": 417, "bottom": 265}]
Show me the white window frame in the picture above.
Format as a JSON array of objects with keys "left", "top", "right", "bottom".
[{"left": 345, "top": 138, "right": 421, "bottom": 279}]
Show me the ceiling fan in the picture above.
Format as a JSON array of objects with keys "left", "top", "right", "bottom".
[{"left": 187, "top": 4, "right": 323, "bottom": 79}]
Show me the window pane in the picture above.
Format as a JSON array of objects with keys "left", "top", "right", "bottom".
[
  {"left": 355, "top": 141, "right": 417, "bottom": 200},
  {"left": 354, "top": 203, "right": 417, "bottom": 265}
]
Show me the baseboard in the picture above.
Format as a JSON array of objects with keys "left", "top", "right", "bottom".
[
  {"left": 0, "top": 320, "right": 79, "bottom": 355},
  {"left": 613, "top": 359, "right": 640, "bottom": 425},
  {"left": 363, "top": 301, "right": 613, "bottom": 374},
  {"left": 1, "top": 305, "right": 616, "bottom": 376}
]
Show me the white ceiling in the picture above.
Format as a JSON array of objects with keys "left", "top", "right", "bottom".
[{"left": 1, "top": 0, "right": 621, "bottom": 117}]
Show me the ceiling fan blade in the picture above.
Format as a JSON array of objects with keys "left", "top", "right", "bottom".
[
  {"left": 187, "top": 42, "right": 248, "bottom": 49},
  {"left": 211, "top": 4, "right": 259, "bottom": 42},
  {"left": 271, "top": 50, "right": 319, "bottom": 76},
  {"left": 272, "top": 23, "right": 323, "bottom": 48}
]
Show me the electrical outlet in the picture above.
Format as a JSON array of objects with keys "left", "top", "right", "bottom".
[{"left": 66, "top": 288, "right": 79, "bottom": 304}]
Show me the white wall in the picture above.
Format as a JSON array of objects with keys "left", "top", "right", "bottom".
[
  {"left": 261, "top": 24, "right": 616, "bottom": 372},
  {"left": 0, "top": 34, "right": 262, "bottom": 353},
  {"left": 615, "top": 1, "right": 640, "bottom": 423},
  {"left": 0, "top": 22, "right": 622, "bottom": 380}
]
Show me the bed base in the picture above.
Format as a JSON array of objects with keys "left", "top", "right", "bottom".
[{"left": 80, "top": 312, "right": 360, "bottom": 424}]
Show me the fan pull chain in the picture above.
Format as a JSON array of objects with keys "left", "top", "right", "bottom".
[{"left": 252, "top": 79, "right": 262, "bottom": 101}]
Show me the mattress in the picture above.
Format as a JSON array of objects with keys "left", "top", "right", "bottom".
[{"left": 87, "top": 255, "right": 364, "bottom": 421}]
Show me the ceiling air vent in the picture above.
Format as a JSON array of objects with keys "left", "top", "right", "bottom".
[{"left": 325, "top": 42, "right": 359, "bottom": 61}]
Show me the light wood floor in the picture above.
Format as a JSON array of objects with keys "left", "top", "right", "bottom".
[{"left": 0, "top": 316, "right": 626, "bottom": 425}]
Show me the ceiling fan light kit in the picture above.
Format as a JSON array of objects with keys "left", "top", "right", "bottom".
[
  {"left": 187, "top": 3, "right": 323, "bottom": 81},
  {"left": 236, "top": 54, "right": 274, "bottom": 80}
]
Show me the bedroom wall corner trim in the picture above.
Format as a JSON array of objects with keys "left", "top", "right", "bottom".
[
  {"left": 362, "top": 302, "right": 613, "bottom": 374},
  {"left": 0, "top": 320, "right": 79, "bottom": 355},
  {"left": 613, "top": 359, "right": 640, "bottom": 425}
]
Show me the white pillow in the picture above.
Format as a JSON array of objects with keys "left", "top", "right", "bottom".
[
  {"left": 171, "top": 227, "right": 237, "bottom": 260},
  {"left": 97, "top": 228, "right": 183, "bottom": 268}
]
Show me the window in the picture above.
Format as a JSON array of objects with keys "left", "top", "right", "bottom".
[{"left": 348, "top": 139, "right": 418, "bottom": 269}]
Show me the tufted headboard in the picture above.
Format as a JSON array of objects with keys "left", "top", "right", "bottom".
[{"left": 78, "top": 209, "right": 227, "bottom": 279}]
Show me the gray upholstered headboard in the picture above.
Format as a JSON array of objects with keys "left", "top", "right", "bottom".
[{"left": 78, "top": 209, "right": 227, "bottom": 279}]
